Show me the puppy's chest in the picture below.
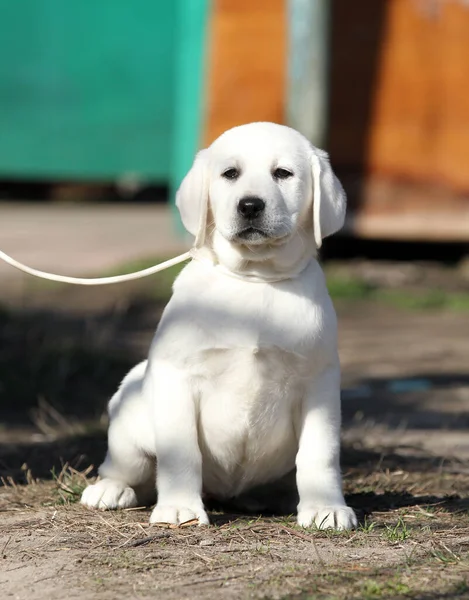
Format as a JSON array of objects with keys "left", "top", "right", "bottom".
[
  {"left": 183, "top": 280, "right": 327, "bottom": 359},
  {"left": 191, "top": 296, "right": 313, "bottom": 444}
]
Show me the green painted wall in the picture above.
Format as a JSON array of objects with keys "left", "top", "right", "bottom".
[{"left": 0, "top": 1, "right": 208, "bottom": 190}]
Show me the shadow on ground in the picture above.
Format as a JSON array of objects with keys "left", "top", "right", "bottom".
[{"left": 342, "top": 373, "right": 469, "bottom": 430}]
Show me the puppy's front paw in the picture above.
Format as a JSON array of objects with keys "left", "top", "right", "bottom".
[
  {"left": 150, "top": 502, "right": 209, "bottom": 526},
  {"left": 297, "top": 506, "right": 357, "bottom": 530},
  {"left": 81, "top": 479, "right": 138, "bottom": 510}
]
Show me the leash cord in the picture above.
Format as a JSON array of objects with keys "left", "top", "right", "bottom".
[{"left": 0, "top": 249, "right": 193, "bottom": 286}]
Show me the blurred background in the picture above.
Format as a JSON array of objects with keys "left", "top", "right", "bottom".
[
  {"left": 0, "top": 0, "right": 468, "bottom": 489},
  {"left": 1, "top": 0, "right": 469, "bottom": 241}
]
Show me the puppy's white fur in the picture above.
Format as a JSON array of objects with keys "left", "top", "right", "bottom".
[{"left": 81, "top": 122, "right": 357, "bottom": 530}]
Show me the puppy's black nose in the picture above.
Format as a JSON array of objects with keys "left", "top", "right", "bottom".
[{"left": 237, "top": 196, "right": 265, "bottom": 219}]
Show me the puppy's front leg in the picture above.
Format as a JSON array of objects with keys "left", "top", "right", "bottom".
[
  {"left": 147, "top": 362, "right": 209, "bottom": 526},
  {"left": 296, "top": 366, "right": 357, "bottom": 530}
]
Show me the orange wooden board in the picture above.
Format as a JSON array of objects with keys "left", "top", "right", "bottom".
[
  {"left": 330, "top": 0, "right": 469, "bottom": 195},
  {"left": 202, "top": 0, "right": 287, "bottom": 146}
]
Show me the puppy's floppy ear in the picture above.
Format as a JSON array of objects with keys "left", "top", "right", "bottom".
[
  {"left": 310, "top": 147, "right": 347, "bottom": 248},
  {"left": 176, "top": 149, "right": 209, "bottom": 248}
]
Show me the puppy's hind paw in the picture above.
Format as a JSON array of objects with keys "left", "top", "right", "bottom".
[
  {"left": 297, "top": 506, "right": 357, "bottom": 531},
  {"left": 81, "top": 478, "right": 138, "bottom": 511}
]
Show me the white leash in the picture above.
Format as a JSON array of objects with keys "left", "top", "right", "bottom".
[{"left": 0, "top": 248, "right": 193, "bottom": 286}]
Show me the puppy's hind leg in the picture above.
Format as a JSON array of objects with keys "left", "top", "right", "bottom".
[
  {"left": 81, "top": 362, "right": 156, "bottom": 511},
  {"left": 81, "top": 437, "right": 155, "bottom": 510}
]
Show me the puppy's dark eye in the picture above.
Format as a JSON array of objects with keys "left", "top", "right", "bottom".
[
  {"left": 222, "top": 168, "right": 240, "bottom": 180},
  {"left": 273, "top": 168, "right": 293, "bottom": 180}
]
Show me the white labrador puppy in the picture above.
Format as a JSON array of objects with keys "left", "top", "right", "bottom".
[{"left": 81, "top": 122, "right": 357, "bottom": 530}]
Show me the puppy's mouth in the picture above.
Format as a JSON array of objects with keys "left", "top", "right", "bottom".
[
  {"left": 232, "top": 227, "right": 292, "bottom": 246},
  {"left": 236, "top": 227, "right": 270, "bottom": 242}
]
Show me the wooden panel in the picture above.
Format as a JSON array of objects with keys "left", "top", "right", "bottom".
[
  {"left": 436, "top": 1, "right": 469, "bottom": 192},
  {"left": 329, "top": 0, "right": 388, "bottom": 170},
  {"left": 203, "top": 0, "right": 286, "bottom": 146},
  {"left": 366, "top": 0, "right": 438, "bottom": 182},
  {"left": 344, "top": 176, "right": 469, "bottom": 241},
  {"left": 330, "top": 0, "right": 469, "bottom": 195},
  {"left": 342, "top": 169, "right": 469, "bottom": 241}
]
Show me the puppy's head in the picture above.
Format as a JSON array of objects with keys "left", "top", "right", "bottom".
[{"left": 176, "top": 122, "right": 346, "bottom": 254}]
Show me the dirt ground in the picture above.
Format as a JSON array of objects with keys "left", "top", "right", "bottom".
[{"left": 1, "top": 260, "right": 469, "bottom": 599}]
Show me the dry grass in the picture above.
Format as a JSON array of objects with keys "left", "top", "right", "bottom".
[{"left": 1, "top": 462, "right": 469, "bottom": 600}]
